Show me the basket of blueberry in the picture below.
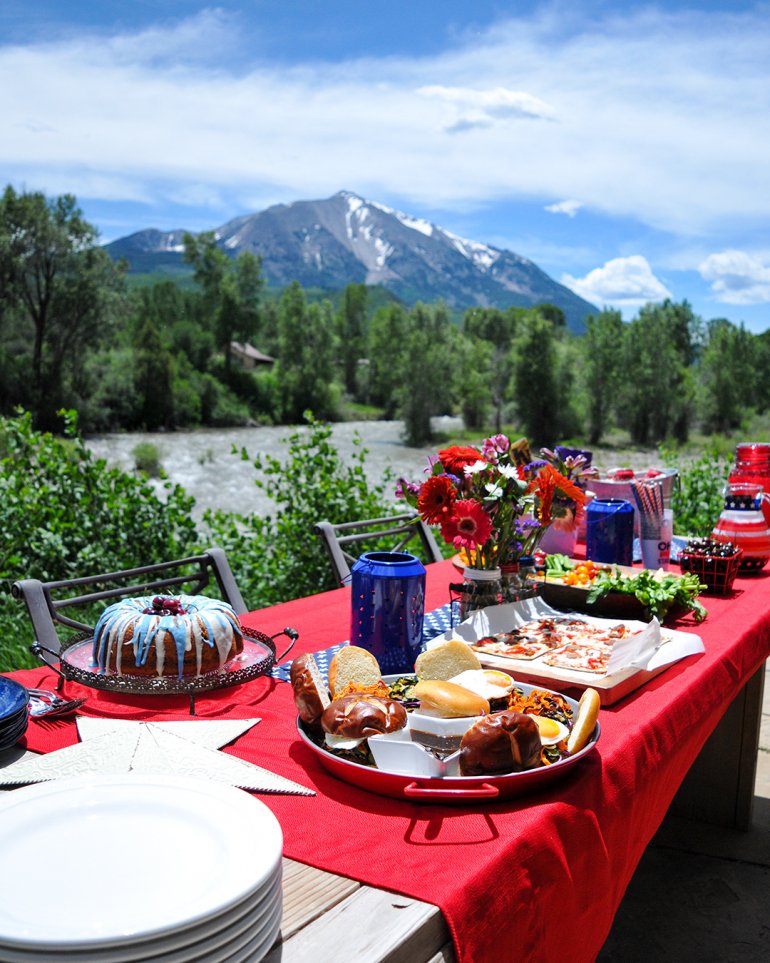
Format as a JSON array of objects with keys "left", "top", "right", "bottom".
[{"left": 678, "top": 538, "right": 742, "bottom": 594}]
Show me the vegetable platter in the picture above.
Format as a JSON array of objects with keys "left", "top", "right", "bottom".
[{"left": 533, "top": 554, "right": 707, "bottom": 625}]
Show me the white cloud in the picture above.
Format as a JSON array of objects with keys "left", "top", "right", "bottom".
[
  {"left": 562, "top": 255, "right": 672, "bottom": 308},
  {"left": 545, "top": 199, "right": 582, "bottom": 218},
  {"left": 418, "top": 84, "right": 554, "bottom": 132},
  {"left": 0, "top": 3, "right": 768, "bottom": 240},
  {"left": 699, "top": 250, "right": 770, "bottom": 305}
]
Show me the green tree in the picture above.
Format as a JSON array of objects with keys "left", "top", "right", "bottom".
[
  {"left": 0, "top": 186, "right": 125, "bottom": 427},
  {"left": 581, "top": 309, "right": 624, "bottom": 444},
  {"left": 699, "top": 319, "right": 756, "bottom": 433},
  {"left": 456, "top": 335, "right": 493, "bottom": 430},
  {"left": 617, "top": 302, "right": 696, "bottom": 445},
  {"left": 133, "top": 319, "right": 176, "bottom": 430},
  {"left": 183, "top": 232, "right": 263, "bottom": 377},
  {"left": 398, "top": 303, "right": 457, "bottom": 446},
  {"left": 274, "top": 282, "right": 339, "bottom": 423},
  {"left": 463, "top": 307, "right": 517, "bottom": 433},
  {"left": 368, "top": 304, "right": 409, "bottom": 418},
  {"left": 337, "top": 283, "right": 368, "bottom": 397},
  {"left": 511, "top": 310, "right": 561, "bottom": 443}
]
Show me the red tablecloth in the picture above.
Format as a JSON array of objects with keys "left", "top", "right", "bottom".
[{"left": 5, "top": 561, "right": 770, "bottom": 963}]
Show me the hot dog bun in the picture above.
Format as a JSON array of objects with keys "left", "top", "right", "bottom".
[
  {"left": 459, "top": 710, "right": 542, "bottom": 775},
  {"left": 414, "top": 640, "right": 481, "bottom": 680},
  {"left": 412, "top": 679, "right": 490, "bottom": 718},
  {"left": 321, "top": 694, "right": 407, "bottom": 739},
  {"left": 290, "top": 653, "right": 330, "bottom": 725},
  {"left": 327, "top": 645, "right": 382, "bottom": 699},
  {"left": 566, "top": 687, "right": 601, "bottom": 754}
]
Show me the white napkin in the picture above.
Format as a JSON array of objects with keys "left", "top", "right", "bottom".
[{"left": 0, "top": 718, "right": 314, "bottom": 795}]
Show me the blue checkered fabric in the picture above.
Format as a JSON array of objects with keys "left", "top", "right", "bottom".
[{"left": 271, "top": 601, "right": 457, "bottom": 683}]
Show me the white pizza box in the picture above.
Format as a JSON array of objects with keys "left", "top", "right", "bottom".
[{"left": 427, "top": 596, "right": 704, "bottom": 706}]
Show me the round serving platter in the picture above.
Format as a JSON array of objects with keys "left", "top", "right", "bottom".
[
  {"left": 297, "top": 677, "right": 600, "bottom": 804},
  {"left": 39, "top": 627, "right": 296, "bottom": 700}
]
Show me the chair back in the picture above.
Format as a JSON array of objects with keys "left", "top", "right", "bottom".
[
  {"left": 12, "top": 547, "right": 246, "bottom": 656},
  {"left": 314, "top": 513, "right": 443, "bottom": 585}
]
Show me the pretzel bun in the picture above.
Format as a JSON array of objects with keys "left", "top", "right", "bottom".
[
  {"left": 415, "top": 640, "right": 481, "bottom": 680},
  {"left": 290, "top": 653, "right": 330, "bottom": 726},
  {"left": 328, "top": 645, "right": 382, "bottom": 699},
  {"left": 459, "top": 710, "right": 542, "bottom": 775},
  {"left": 321, "top": 694, "right": 407, "bottom": 739},
  {"left": 412, "top": 679, "right": 489, "bottom": 719},
  {"left": 566, "top": 688, "right": 601, "bottom": 755}
]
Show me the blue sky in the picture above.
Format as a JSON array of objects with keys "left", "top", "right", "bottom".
[{"left": 2, "top": 1, "right": 769, "bottom": 330}]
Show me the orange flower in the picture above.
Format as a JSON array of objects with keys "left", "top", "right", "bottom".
[
  {"left": 438, "top": 445, "right": 484, "bottom": 478},
  {"left": 528, "top": 465, "right": 586, "bottom": 525},
  {"left": 417, "top": 475, "right": 456, "bottom": 524}
]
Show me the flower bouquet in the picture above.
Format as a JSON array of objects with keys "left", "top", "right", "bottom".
[{"left": 397, "top": 435, "right": 586, "bottom": 613}]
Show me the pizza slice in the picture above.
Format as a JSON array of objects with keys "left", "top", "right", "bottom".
[
  {"left": 542, "top": 642, "right": 611, "bottom": 674},
  {"left": 472, "top": 636, "right": 555, "bottom": 661}
]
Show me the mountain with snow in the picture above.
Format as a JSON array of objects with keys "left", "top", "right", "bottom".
[{"left": 106, "top": 191, "right": 596, "bottom": 331}]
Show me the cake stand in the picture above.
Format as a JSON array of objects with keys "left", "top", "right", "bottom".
[{"left": 31, "top": 626, "right": 297, "bottom": 714}]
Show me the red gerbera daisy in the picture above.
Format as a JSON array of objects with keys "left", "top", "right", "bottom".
[
  {"left": 417, "top": 475, "right": 457, "bottom": 524},
  {"left": 440, "top": 499, "right": 493, "bottom": 551},
  {"left": 438, "top": 445, "right": 485, "bottom": 478}
]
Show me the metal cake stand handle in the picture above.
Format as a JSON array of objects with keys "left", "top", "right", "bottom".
[
  {"left": 29, "top": 641, "right": 68, "bottom": 690},
  {"left": 271, "top": 627, "right": 298, "bottom": 662}
]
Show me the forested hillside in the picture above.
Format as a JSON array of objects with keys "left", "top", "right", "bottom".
[{"left": 1, "top": 185, "right": 768, "bottom": 446}]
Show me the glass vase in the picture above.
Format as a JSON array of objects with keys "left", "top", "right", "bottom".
[
  {"left": 458, "top": 567, "right": 502, "bottom": 620},
  {"left": 501, "top": 559, "right": 540, "bottom": 604}
]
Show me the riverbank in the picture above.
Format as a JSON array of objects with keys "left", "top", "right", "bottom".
[{"left": 86, "top": 420, "right": 664, "bottom": 520}]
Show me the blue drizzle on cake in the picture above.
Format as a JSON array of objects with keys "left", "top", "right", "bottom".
[{"left": 91, "top": 595, "right": 244, "bottom": 679}]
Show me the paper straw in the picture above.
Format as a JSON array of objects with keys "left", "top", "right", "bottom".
[{"left": 631, "top": 479, "right": 665, "bottom": 538}]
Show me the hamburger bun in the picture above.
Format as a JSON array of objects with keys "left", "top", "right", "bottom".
[
  {"left": 414, "top": 640, "right": 481, "bottom": 681},
  {"left": 566, "top": 688, "right": 601, "bottom": 754},
  {"left": 413, "top": 679, "right": 490, "bottom": 718},
  {"left": 321, "top": 694, "right": 407, "bottom": 740},
  {"left": 328, "top": 645, "right": 382, "bottom": 699},
  {"left": 459, "top": 710, "right": 543, "bottom": 776},
  {"left": 290, "top": 653, "right": 330, "bottom": 725}
]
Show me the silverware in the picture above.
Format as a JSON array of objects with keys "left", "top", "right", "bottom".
[{"left": 26, "top": 688, "right": 86, "bottom": 718}]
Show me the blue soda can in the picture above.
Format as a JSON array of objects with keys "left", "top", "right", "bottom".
[
  {"left": 586, "top": 498, "right": 634, "bottom": 565},
  {"left": 349, "top": 552, "right": 426, "bottom": 674}
]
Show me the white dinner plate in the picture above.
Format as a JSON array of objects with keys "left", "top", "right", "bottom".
[
  {"left": 0, "top": 773, "right": 283, "bottom": 950},
  {"left": 0, "top": 875, "right": 282, "bottom": 963}
]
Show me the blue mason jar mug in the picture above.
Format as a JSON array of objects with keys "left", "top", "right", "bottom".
[
  {"left": 586, "top": 498, "right": 634, "bottom": 566},
  {"left": 349, "top": 552, "right": 426, "bottom": 674}
]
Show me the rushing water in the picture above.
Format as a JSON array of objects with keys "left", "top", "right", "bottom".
[{"left": 86, "top": 418, "right": 463, "bottom": 520}]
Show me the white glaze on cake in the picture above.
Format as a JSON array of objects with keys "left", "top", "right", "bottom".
[{"left": 91, "top": 595, "right": 243, "bottom": 678}]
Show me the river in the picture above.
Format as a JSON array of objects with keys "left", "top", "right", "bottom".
[{"left": 86, "top": 419, "right": 464, "bottom": 520}]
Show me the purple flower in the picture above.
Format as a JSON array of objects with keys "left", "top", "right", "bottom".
[{"left": 395, "top": 478, "right": 420, "bottom": 499}]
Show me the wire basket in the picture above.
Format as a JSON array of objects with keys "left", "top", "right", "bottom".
[{"left": 678, "top": 547, "right": 742, "bottom": 594}]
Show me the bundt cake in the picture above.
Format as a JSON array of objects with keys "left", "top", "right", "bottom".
[{"left": 91, "top": 594, "right": 244, "bottom": 679}]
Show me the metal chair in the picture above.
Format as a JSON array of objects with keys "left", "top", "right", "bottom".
[
  {"left": 314, "top": 513, "right": 444, "bottom": 585},
  {"left": 12, "top": 546, "right": 246, "bottom": 659}
]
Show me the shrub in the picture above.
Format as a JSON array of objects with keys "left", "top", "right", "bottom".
[
  {"left": 203, "top": 414, "right": 398, "bottom": 608},
  {"left": 0, "top": 409, "right": 198, "bottom": 671},
  {"left": 132, "top": 441, "right": 162, "bottom": 476},
  {"left": 663, "top": 446, "right": 732, "bottom": 537}
]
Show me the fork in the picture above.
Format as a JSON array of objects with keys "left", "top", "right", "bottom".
[{"left": 26, "top": 688, "right": 86, "bottom": 718}]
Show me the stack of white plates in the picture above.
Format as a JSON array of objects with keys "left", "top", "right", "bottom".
[
  {"left": 0, "top": 677, "right": 30, "bottom": 752},
  {"left": 0, "top": 774, "right": 283, "bottom": 962}
]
